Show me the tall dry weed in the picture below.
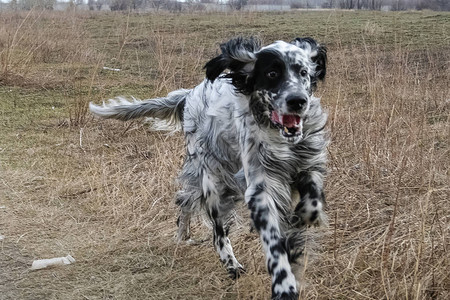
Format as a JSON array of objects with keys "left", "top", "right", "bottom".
[
  {"left": 320, "top": 29, "right": 449, "bottom": 299},
  {"left": 0, "top": 9, "right": 99, "bottom": 86},
  {"left": 148, "top": 28, "right": 206, "bottom": 94},
  {"left": 0, "top": 9, "right": 104, "bottom": 127}
]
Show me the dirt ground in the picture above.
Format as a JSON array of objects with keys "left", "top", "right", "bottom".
[{"left": 0, "top": 9, "right": 449, "bottom": 300}]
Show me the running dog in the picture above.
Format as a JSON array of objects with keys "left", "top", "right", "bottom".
[{"left": 90, "top": 36, "right": 328, "bottom": 300}]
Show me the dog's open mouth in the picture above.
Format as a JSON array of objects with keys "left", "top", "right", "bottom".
[{"left": 270, "top": 111, "right": 303, "bottom": 143}]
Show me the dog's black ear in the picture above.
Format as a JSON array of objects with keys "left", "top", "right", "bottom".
[
  {"left": 204, "top": 37, "right": 261, "bottom": 83},
  {"left": 292, "top": 37, "right": 327, "bottom": 81}
]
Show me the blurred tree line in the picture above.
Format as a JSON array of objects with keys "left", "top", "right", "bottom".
[
  {"left": 9, "top": 0, "right": 55, "bottom": 10},
  {"left": 7, "top": 0, "right": 450, "bottom": 11},
  {"left": 332, "top": 0, "right": 449, "bottom": 10}
]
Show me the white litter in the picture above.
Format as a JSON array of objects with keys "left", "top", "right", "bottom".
[
  {"left": 102, "top": 67, "right": 121, "bottom": 72},
  {"left": 0, "top": 235, "right": 4, "bottom": 241},
  {"left": 0, "top": 206, "right": 5, "bottom": 209},
  {"left": 31, "top": 255, "right": 75, "bottom": 270}
]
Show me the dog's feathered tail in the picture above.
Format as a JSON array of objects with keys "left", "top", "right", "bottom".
[{"left": 89, "top": 89, "right": 189, "bottom": 130}]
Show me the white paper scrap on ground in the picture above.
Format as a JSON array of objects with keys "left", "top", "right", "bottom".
[
  {"left": 31, "top": 255, "right": 75, "bottom": 270},
  {"left": 102, "top": 67, "right": 121, "bottom": 72},
  {"left": 0, "top": 235, "right": 4, "bottom": 241}
]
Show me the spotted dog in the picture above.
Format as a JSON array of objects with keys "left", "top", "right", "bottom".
[{"left": 90, "top": 37, "right": 328, "bottom": 300}]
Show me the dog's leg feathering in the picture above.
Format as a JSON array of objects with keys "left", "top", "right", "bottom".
[{"left": 176, "top": 209, "right": 191, "bottom": 242}]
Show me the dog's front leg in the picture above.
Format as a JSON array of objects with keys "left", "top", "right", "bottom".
[
  {"left": 245, "top": 181, "right": 298, "bottom": 300},
  {"left": 293, "top": 170, "right": 327, "bottom": 227}
]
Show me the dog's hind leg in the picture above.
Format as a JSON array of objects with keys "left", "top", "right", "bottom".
[
  {"left": 210, "top": 207, "right": 245, "bottom": 279},
  {"left": 203, "top": 174, "right": 245, "bottom": 279},
  {"left": 176, "top": 209, "right": 191, "bottom": 242},
  {"left": 175, "top": 189, "right": 203, "bottom": 242}
]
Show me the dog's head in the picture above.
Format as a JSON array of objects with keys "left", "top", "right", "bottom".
[{"left": 204, "top": 37, "right": 327, "bottom": 143}]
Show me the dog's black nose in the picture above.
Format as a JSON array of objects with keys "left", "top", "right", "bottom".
[{"left": 286, "top": 95, "right": 307, "bottom": 112}]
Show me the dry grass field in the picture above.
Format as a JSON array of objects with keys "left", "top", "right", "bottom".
[{"left": 0, "top": 9, "right": 449, "bottom": 300}]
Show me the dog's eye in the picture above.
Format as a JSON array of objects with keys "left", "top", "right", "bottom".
[
  {"left": 300, "top": 70, "right": 308, "bottom": 77},
  {"left": 266, "top": 71, "right": 279, "bottom": 79}
]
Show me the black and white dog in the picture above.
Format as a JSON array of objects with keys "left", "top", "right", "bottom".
[{"left": 90, "top": 37, "right": 328, "bottom": 300}]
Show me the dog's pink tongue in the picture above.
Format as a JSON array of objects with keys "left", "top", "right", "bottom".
[
  {"left": 271, "top": 111, "right": 300, "bottom": 127},
  {"left": 282, "top": 115, "right": 300, "bottom": 128}
]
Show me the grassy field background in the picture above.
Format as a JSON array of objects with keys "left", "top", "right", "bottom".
[{"left": 0, "top": 9, "right": 449, "bottom": 299}]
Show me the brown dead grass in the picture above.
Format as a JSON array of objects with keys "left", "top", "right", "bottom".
[{"left": 0, "top": 9, "right": 449, "bottom": 300}]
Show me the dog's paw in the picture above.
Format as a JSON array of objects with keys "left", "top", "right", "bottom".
[
  {"left": 227, "top": 265, "right": 246, "bottom": 280},
  {"left": 294, "top": 199, "right": 328, "bottom": 228},
  {"left": 272, "top": 291, "right": 299, "bottom": 300}
]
